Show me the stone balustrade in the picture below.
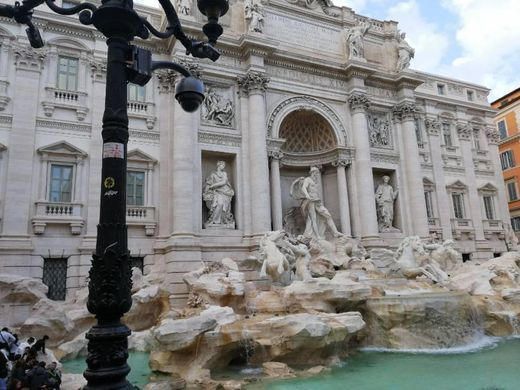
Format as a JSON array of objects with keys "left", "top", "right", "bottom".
[
  {"left": 42, "top": 87, "right": 88, "bottom": 121},
  {"left": 32, "top": 201, "right": 84, "bottom": 235},
  {"left": 127, "top": 100, "right": 156, "bottom": 129},
  {"left": 126, "top": 206, "right": 157, "bottom": 236}
]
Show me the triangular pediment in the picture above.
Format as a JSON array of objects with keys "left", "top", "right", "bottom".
[
  {"left": 478, "top": 183, "right": 498, "bottom": 193},
  {"left": 423, "top": 177, "right": 435, "bottom": 186},
  {"left": 127, "top": 149, "right": 157, "bottom": 164},
  {"left": 37, "top": 141, "right": 87, "bottom": 158},
  {"left": 446, "top": 180, "right": 467, "bottom": 190}
]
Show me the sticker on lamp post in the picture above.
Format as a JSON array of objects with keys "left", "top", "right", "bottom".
[{"left": 103, "top": 142, "right": 124, "bottom": 159}]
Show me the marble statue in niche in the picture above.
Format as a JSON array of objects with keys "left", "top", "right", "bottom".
[
  {"left": 176, "top": 0, "right": 191, "bottom": 15},
  {"left": 245, "top": 0, "right": 264, "bottom": 33},
  {"left": 203, "top": 161, "right": 235, "bottom": 228},
  {"left": 375, "top": 175, "right": 399, "bottom": 232},
  {"left": 395, "top": 31, "right": 415, "bottom": 72},
  {"left": 290, "top": 166, "right": 342, "bottom": 239},
  {"left": 345, "top": 20, "right": 372, "bottom": 60},
  {"left": 368, "top": 114, "right": 392, "bottom": 148},
  {"left": 202, "top": 88, "right": 234, "bottom": 127}
]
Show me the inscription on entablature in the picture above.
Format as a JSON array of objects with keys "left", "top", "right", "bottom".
[
  {"left": 264, "top": 12, "right": 342, "bottom": 53},
  {"left": 265, "top": 65, "right": 347, "bottom": 89},
  {"left": 366, "top": 86, "right": 397, "bottom": 99}
]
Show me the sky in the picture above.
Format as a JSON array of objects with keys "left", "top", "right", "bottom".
[{"left": 137, "top": 0, "right": 520, "bottom": 101}]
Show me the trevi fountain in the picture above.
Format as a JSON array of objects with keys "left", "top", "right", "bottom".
[{"left": 2, "top": 166, "right": 520, "bottom": 389}]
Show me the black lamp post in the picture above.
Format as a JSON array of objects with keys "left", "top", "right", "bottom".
[{"left": 0, "top": 0, "right": 228, "bottom": 388}]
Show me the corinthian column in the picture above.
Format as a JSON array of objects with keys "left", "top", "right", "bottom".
[
  {"left": 332, "top": 159, "right": 351, "bottom": 236},
  {"left": 268, "top": 151, "right": 283, "bottom": 231},
  {"left": 238, "top": 71, "right": 271, "bottom": 234},
  {"left": 393, "top": 102, "right": 429, "bottom": 237},
  {"left": 348, "top": 92, "right": 379, "bottom": 239}
]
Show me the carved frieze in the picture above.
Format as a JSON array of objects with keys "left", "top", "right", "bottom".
[
  {"left": 425, "top": 118, "right": 441, "bottom": 136},
  {"left": 285, "top": 0, "right": 339, "bottom": 17},
  {"left": 237, "top": 71, "right": 269, "bottom": 95},
  {"left": 456, "top": 123, "right": 472, "bottom": 141},
  {"left": 348, "top": 92, "right": 370, "bottom": 111},
  {"left": 198, "top": 131, "right": 242, "bottom": 147},
  {"left": 202, "top": 87, "right": 235, "bottom": 127},
  {"left": 155, "top": 69, "right": 177, "bottom": 94},
  {"left": 485, "top": 126, "right": 500, "bottom": 145},
  {"left": 368, "top": 112, "right": 393, "bottom": 149}
]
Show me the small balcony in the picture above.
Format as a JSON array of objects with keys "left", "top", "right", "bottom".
[
  {"left": 42, "top": 87, "right": 88, "bottom": 121},
  {"left": 32, "top": 201, "right": 84, "bottom": 235},
  {"left": 451, "top": 218, "right": 475, "bottom": 240},
  {"left": 127, "top": 100, "right": 156, "bottom": 129},
  {"left": 483, "top": 219, "right": 505, "bottom": 239},
  {"left": 126, "top": 206, "right": 157, "bottom": 236}
]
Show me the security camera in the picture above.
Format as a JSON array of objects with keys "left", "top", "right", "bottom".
[
  {"left": 189, "top": 41, "right": 220, "bottom": 62},
  {"left": 175, "top": 76, "right": 205, "bottom": 113}
]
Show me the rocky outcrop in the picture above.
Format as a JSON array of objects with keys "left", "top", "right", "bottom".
[
  {"left": 150, "top": 310, "right": 365, "bottom": 383},
  {"left": 0, "top": 274, "right": 49, "bottom": 327},
  {"left": 363, "top": 292, "right": 481, "bottom": 349}
]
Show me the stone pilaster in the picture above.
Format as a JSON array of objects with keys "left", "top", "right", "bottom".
[
  {"left": 2, "top": 46, "right": 46, "bottom": 237},
  {"left": 425, "top": 117, "right": 452, "bottom": 240},
  {"left": 485, "top": 126, "right": 509, "bottom": 224},
  {"left": 155, "top": 70, "right": 176, "bottom": 237},
  {"left": 332, "top": 159, "right": 351, "bottom": 236},
  {"left": 393, "top": 101, "right": 429, "bottom": 237},
  {"left": 238, "top": 71, "right": 271, "bottom": 235},
  {"left": 268, "top": 151, "right": 283, "bottom": 231},
  {"left": 457, "top": 121, "right": 485, "bottom": 241},
  {"left": 348, "top": 92, "right": 379, "bottom": 240}
]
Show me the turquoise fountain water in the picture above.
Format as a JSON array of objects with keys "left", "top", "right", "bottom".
[
  {"left": 61, "top": 352, "right": 151, "bottom": 388},
  {"left": 247, "top": 337, "right": 520, "bottom": 390}
]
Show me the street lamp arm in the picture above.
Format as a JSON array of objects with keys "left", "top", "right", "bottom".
[
  {"left": 44, "top": 0, "right": 97, "bottom": 24},
  {"left": 140, "top": 17, "right": 175, "bottom": 39},
  {"left": 150, "top": 60, "right": 192, "bottom": 78}
]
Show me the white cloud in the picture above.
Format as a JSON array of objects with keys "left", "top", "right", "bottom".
[
  {"left": 385, "top": 1, "right": 450, "bottom": 73},
  {"left": 439, "top": 0, "right": 520, "bottom": 99}
]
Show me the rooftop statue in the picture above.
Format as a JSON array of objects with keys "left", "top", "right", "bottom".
[
  {"left": 345, "top": 20, "right": 372, "bottom": 60},
  {"left": 395, "top": 31, "right": 415, "bottom": 71}
]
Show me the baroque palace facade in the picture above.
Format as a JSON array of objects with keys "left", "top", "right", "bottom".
[{"left": 0, "top": 0, "right": 508, "bottom": 303}]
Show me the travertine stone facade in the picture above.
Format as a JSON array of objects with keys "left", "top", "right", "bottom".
[{"left": 0, "top": 0, "right": 507, "bottom": 303}]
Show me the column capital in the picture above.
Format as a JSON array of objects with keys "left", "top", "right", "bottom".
[
  {"left": 268, "top": 150, "right": 284, "bottom": 160},
  {"left": 348, "top": 92, "right": 370, "bottom": 112},
  {"left": 456, "top": 122, "right": 472, "bottom": 141},
  {"left": 13, "top": 45, "right": 46, "bottom": 72},
  {"left": 155, "top": 69, "right": 178, "bottom": 94},
  {"left": 424, "top": 118, "right": 441, "bottom": 136},
  {"left": 237, "top": 71, "right": 269, "bottom": 96},
  {"left": 332, "top": 159, "right": 351, "bottom": 167},
  {"left": 89, "top": 59, "right": 107, "bottom": 82},
  {"left": 485, "top": 126, "right": 500, "bottom": 145},
  {"left": 392, "top": 101, "right": 417, "bottom": 122}
]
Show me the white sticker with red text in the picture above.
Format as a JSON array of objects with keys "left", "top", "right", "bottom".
[{"left": 103, "top": 143, "right": 124, "bottom": 159}]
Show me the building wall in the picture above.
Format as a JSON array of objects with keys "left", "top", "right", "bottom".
[
  {"left": 493, "top": 89, "right": 520, "bottom": 229},
  {"left": 0, "top": 0, "right": 509, "bottom": 304}
]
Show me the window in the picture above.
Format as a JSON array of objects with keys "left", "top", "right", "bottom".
[
  {"left": 452, "top": 193, "right": 465, "bottom": 219},
  {"left": 462, "top": 253, "right": 471, "bottom": 262},
  {"left": 500, "top": 150, "right": 515, "bottom": 170},
  {"left": 49, "top": 164, "right": 73, "bottom": 202},
  {"left": 442, "top": 123, "right": 452, "bottom": 146},
  {"left": 497, "top": 120, "right": 507, "bottom": 139},
  {"left": 128, "top": 84, "right": 146, "bottom": 102},
  {"left": 511, "top": 216, "right": 520, "bottom": 231},
  {"left": 483, "top": 195, "right": 495, "bottom": 220},
  {"left": 473, "top": 129, "right": 481, "bottom": 151},
  {"left": 437, "top": 84, "right": 445, "bottom": 95},
  {"left": 57, "top": 56, "right": 78, "bottom": 91},
  {"left": 127, "top": 170, "right": 145, "bottom": 206},
  {"left": 42, "top": 258, "right": 68, "bottom": 301},
  {"left": 467, "top": 90, "right": 474, "bottom": 101},
  {"left": 507, "top": 181, "right": 518, "bottom": 201},
  {"left": 424, "top": 191, "right": 434, "bottom": 219}
]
